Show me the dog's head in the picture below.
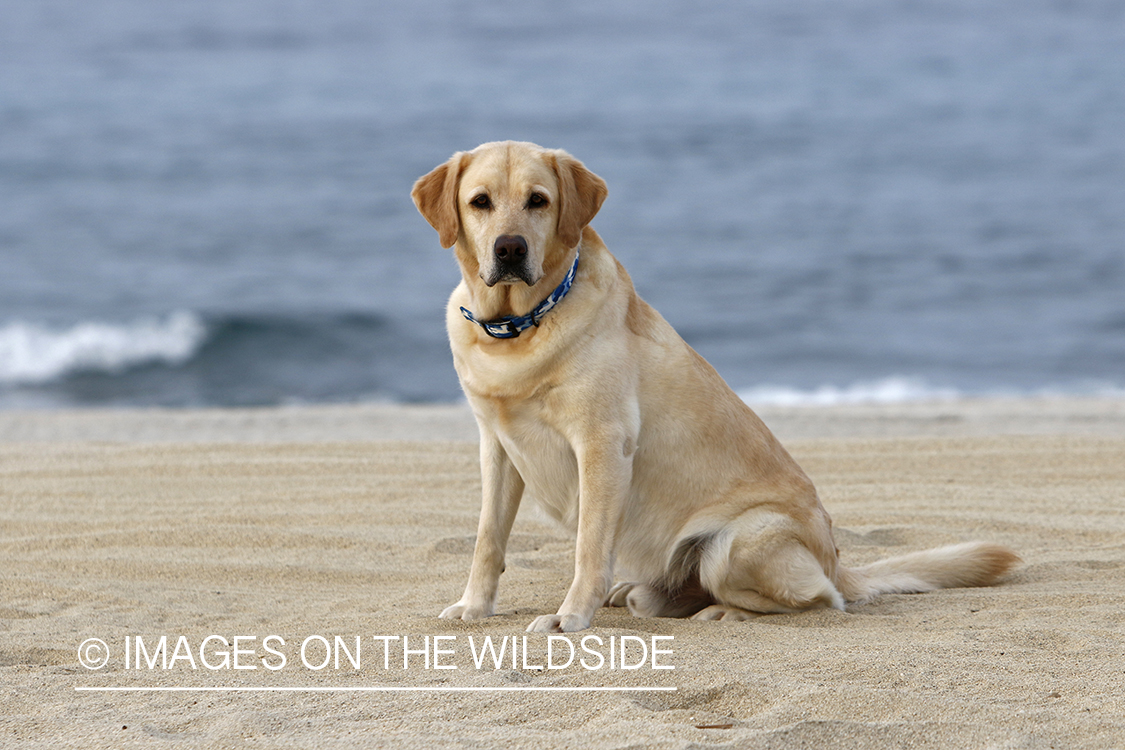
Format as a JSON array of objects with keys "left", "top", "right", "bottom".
[{"left": 412, "top": 141, "right": 607, "bottom": 288}]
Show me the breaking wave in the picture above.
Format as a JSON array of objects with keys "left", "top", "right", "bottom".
[
  {"left": 738, "top": 377, "right": 1125, "bottom": 406},
  {"left": 738, "top": 377, "right": 964, "bottom": 406},
  {"left": 1, "top": 313, "right": 1121, "bottom": 407},
  {"left": 0, "top": 312, "right": 207, "bottom": 384}
]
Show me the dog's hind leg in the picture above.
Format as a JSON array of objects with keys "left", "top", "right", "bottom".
[
  {"left": 693, "top": 510, "right": 845, "bottom": 620},
  {"left": 605, "top": 580, "right": 713, "bottom": 618},
  {"left": 604, "top": 530, "right": 720, "bottom": 618}
]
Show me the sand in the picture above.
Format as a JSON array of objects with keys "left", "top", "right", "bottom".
[{"left": 2, "top": 398, "right": 1123, "bottom": 748}]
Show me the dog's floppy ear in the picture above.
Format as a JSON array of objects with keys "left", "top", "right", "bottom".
[
  {"left": 552, "top": 151, "right": 608, "bottom": 249},
  {"left": 412, "top": 152, "right": 470, "bottom": 249}
]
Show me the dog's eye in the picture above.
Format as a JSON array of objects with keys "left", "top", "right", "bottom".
[
  {"left": 470, "top": 194, "right": 491, "bottom": 209},
  {"left": 527, "top": 193, "right": 548, "bottom": 209}
]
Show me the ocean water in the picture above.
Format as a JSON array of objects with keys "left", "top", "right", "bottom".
[{"left": 2, "top": 0, "right": 1124, "bottom": 408}]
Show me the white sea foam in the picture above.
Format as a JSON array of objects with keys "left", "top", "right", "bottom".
[
  {"left": 0, "top": 312, "right": 207, "bottom": 384},
  {"left": 738, "top": 377, "right": 963, "bottom": 407}
]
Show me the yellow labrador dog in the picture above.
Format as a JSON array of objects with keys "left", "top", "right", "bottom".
[{"left": 413, "top": 140, "right": 1018, "bottom": 633}]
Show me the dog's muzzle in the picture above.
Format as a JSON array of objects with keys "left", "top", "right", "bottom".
[{"left": 484, "top": 234, "right": 536, "bottom": 286}]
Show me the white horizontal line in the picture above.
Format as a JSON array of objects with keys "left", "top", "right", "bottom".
[{"left": 75, "top": 686, "right": 677, "bottom": 693}]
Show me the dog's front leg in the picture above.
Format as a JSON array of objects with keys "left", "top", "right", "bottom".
[
  {"left": 440, "top": 432, "right": 524, "bottom": 621},
  {"left": 527, "top": 439, "right": 631, "bottom": 633}
]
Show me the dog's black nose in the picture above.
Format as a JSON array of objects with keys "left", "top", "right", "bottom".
[{"left": 494, "top": 235, "right": 528, "bottom": 264}]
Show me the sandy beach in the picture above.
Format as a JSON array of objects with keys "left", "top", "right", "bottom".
[{"left": 2, "top": 398, "right": 1123, "bottom": 748}]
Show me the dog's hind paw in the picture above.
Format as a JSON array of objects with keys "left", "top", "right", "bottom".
[
  {"left": 526, "top": 613, "right": 591, "bottom": 633},
  {"left": 440, "top": 601, "right": 494, "bottom": 621},
  {"left": 605, "top": 581, "right": 637, "bottom": 607},
  {"left": 690, "top": 604, "right": 760, "bottom": 622}
]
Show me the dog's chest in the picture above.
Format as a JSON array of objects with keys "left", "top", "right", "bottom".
[{"left": 482, "top": 402, "right": 581, "bottom": 531}]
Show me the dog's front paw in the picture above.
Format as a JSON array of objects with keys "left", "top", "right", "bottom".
[
  {"left": 526, "top": 613, "right": 591, "bottom": 633},
  {"left": 440, "top": 601, "right": 494, "bottom": 621}
]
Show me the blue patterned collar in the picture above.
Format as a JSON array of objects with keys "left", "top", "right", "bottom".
[{"left": 460, "top": 249, "right": 580, "bottom": 339}]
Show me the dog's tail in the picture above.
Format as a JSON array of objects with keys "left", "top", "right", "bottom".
[{"left": 835, "top": 542, "right": 1020, "bottom": 604}]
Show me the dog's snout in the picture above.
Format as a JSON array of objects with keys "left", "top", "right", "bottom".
[
  {"left": 494, "top": 235, "right": 528, "bottom": 263},
  {"left": 484, "top": 234, "right": 535, "bottom": 286}
]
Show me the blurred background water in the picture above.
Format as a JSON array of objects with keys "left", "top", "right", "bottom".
[{"left": 1, "top": 0, "right": 1123, "bottom": 408}]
